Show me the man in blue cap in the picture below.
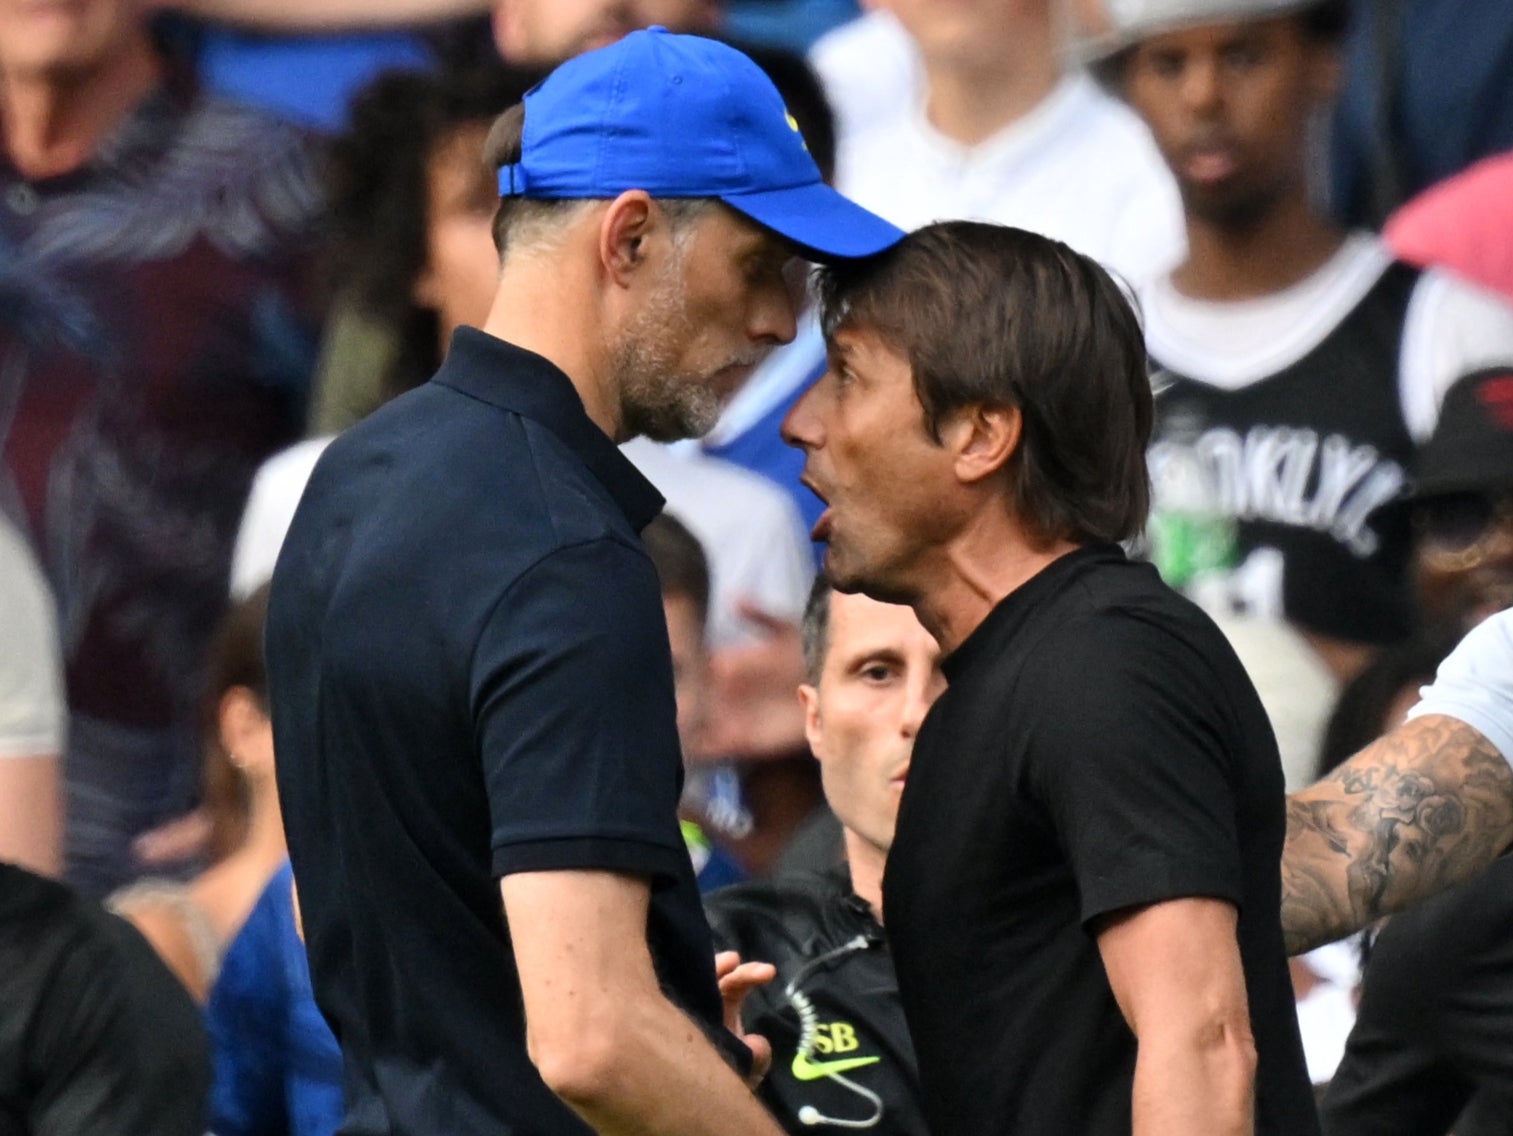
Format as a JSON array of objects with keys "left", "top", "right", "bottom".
[{"left": 265, "top": 27, "right": 900, "bottom": 1136}]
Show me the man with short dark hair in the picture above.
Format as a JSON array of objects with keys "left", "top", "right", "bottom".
[
  {"left": 268, "top": 28, "right": 901, "bottom": 1136},
  {"left": 706, "top": 577, "right": 940, "bottom": 1136},
  {"left": 783, "top": 219, "right": 1318, "bottom": 1136}
]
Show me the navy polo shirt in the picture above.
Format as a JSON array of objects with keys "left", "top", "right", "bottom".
[{"left": 267, "top": 328, "right": 740, "bottom": 1134}]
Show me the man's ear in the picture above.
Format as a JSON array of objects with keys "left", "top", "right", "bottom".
[
  {"left": 947, "top": 404, "right": 1023, "bottom": 485},
  {"left": 599, "top": 190, "right": 658, "bottom": 286},
  {"left": 798, "top": 683, "right": 824, "bottom": 760}
]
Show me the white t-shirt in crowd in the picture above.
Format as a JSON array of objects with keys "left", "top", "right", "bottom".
[
  {"left": 621, "top": 439, "right": 814, "bottom": 649},
  {"left": 837, "top": 71, "right": 1185, "bottom": 286},
  {"left": 1140, "top": 232, "right": 1513, "bottom": 442},
  {"left": 0, "top": 516, "right": 65, "bottom": 758},
  {"left": 230, "top": 436, "right": 332, "bottom": 601},
  {"left": 1408, "top": 609, "right": 1513, "bottom": 769},
  {"left": 808, "top": 9, "right": 918, "bottom": 152}
]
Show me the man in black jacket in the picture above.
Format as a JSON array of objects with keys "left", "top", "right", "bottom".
[{"left": 707, "top": 578, "right": 942, "bottom": 1135}]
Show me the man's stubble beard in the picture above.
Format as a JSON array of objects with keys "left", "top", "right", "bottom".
[{"left": 615, "top": 260, "right": 726, "bottom": 443}]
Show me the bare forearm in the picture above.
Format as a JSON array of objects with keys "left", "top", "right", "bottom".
[
  {"left": 1282, "top": 714, "right": 1513, "bottom": 955},
  {"left": 1131, "top": 1031, "right": 1255, "bottom": 1136},
  {"left": 0, "top": 755, "right": 61, "bottom": 876},
  {"left": 550, "top": 998, "right": 784, "bottom": 1136},
  {"left": 171, "top": 0, "right": 491, "bottom": 32}
]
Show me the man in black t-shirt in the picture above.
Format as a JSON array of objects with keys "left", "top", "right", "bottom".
[{"left": 782, "top": 221, "right": 1318, "bottom": 1136}]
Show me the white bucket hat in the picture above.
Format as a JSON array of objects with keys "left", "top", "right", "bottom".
[{"left": 1077, "top": 0, "right": 1330, "bottom": 68}]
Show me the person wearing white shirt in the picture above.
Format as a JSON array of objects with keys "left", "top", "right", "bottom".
[
  {"left": 830, "top": 0, "right": 1185, "bottom": 285},
  {"left": 0, "top": 516, "right": 65, "bottom": 876}
]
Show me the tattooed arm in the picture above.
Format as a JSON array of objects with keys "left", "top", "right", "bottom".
[{"left": 1282, "top": 714, "right": 1513, "bottom": 955}]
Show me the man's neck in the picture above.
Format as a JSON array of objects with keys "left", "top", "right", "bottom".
[
  {"left": 910, "top": 515, "right": 1080, "bottom": 655},
  {"left": 1172, "top": 192, "right": 1347, "bottom": 301},
  {"left": 485, "top": 245, "right": 624, "bottom": 441},
  {"left": 918, "top": 37, "right": 1062, "bottom": 148},
  {"left": 843, "top": 832, "right": 886, "bottom": 923},
  {"left": 1, "top": 39, "right": 163, "bottom": 181}
]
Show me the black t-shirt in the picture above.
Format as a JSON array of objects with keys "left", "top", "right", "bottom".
[
  {"left": 0, "top": 864, "right": 210, "bottom": 1136},
  {"left": 883, "top": 544, "right": 1318, "bottom": 1136},
  {"left": 268, "top": 329, "right": 742, "bottom": 1134},
  {"left": 706, "top": 868, "right": 926, "bottom": 1136},
  {"left": 1324, "top": 854, "right": 1513, "bottom": 1136}
]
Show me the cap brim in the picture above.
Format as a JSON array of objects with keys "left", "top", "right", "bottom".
[{"left": 722, "top": 182, "right": 905, "bottom": 262}]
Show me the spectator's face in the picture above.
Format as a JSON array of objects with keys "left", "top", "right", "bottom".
[
  {"left": 1122, "top": 17, "right": 1338, "bottom": 229},
  {"left": 492, "top": 0, "right": 716, "bottom": 65},
  {"left": 883, "top": 0, "right": 1038, "bottom": 68},
  {"left": 413, "top": 123, "right": 501, "bottom": 347},
  {"left": 1412, "top": 492, "right": 1513, "bottom": 628},
  {"left": 0, "top": 0, "right": 145, "bottom": 78},
  {"left": 664, "top": 592, "right": 712, "bottom": 759},
  {"left": 783, "top": 323, "right": 963, "bottom": 602},
  {"left": 612, "top": 205, "right": 800, "bottom": 441},
  {"left": 800, "top": 591, "right": 943, "bottom": 858}
]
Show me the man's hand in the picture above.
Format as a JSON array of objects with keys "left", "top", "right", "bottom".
[
  {"left": 500, "top": 870, "right": 787, "bottom": 1136},
  {"left": 715, "top": 950, "right": 777, "bottom": 1088},
  {"left": 1282, "top": 714, "right": 1513, "bottom": 955}
]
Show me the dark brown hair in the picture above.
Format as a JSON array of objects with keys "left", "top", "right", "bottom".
[
  {"left": 817, "top": 221, "right": 1153, "bottom": 547},
  {"left": 198, "top": 584, "right": 273, "bottom": 864}
]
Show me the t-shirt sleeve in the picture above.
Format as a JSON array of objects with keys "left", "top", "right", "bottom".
[
  {"left": 1406, "top": 610, "right": 1513, "bottom": 768},
  {"left": 472, "top": 536, "right": 689, "bottom": 881},
  {"left": 1029, "top": 615, "right": 1246, "bottom": 928}
]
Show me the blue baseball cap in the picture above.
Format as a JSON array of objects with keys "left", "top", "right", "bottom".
[{"left": 496, "top": 27, "right": 904, "bottom": 262}]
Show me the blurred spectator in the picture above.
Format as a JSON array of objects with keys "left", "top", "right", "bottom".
[
  {"left": 308, "top": 62, "right": 540, "bottom": 433},
  {"left": 0, "top": 0, "right": 325, "bottom": 895},
  {"left": 833, "top": 0, "right": 1184, "bottom": 284},
  {"left": 725, "top": 0, "right": 859, "bottom": 52},
  {"left": 1406, "top": 369, "right": 1513, "bottom": 632},
  {"left": 0, "top": 513, "right": 64, "bottom": 876},
  {"left": 1323, "top": 854, "right": 1513, "bottom": 1136},
  {"left": 493, "top": 0, "right": 720, "bottom": 64},
  {"left": 1386, "top": 152, "right": 1513, "bottom": 306},
  {"left": 206, "top": 860, "right": 343, "bottom": 1136},
  {"left": 1096, "top": 0, "right": 1513, "bottom": 679},
  {"left": 807, "top": 7, "right": 912, "bottom": 161},
  {"left": 642, "top": 513, "right": 751, "bottom": 889},
  {"left": 0, "top": 862, "right": 212, "bottom": 1133},
  {"left": 625, "top": 439, "right": 813, "bottom": 652},
  {"left": 1213, "top": 615, "right": 1338, "bottom": 792},
  {"left": 109, "top": 586, "right": 288, "bottom": 1003},
  {"left": 1329, "top": 0, "right": 1513, "bottom": 229}
]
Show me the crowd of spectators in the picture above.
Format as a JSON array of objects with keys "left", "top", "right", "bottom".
[{"left": 2, "top": 0, "right": 1512, "bottom": 1131}]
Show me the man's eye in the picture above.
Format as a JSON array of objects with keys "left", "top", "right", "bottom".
[{"left": 860, "top": 664, "right": 893, "bottom": 683}]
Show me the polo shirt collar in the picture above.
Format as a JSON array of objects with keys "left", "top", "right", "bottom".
[{"left": 434, "top": 327, "right": 664, "bottom": 530}]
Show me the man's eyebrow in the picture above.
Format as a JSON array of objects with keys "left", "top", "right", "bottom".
[{"left": 841, "top": 646, "right": 906, "bottom": 670}]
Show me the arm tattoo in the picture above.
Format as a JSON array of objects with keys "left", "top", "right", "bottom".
[{"left": 1281, "top": 714, "right": 1513, "bottom": 955}]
